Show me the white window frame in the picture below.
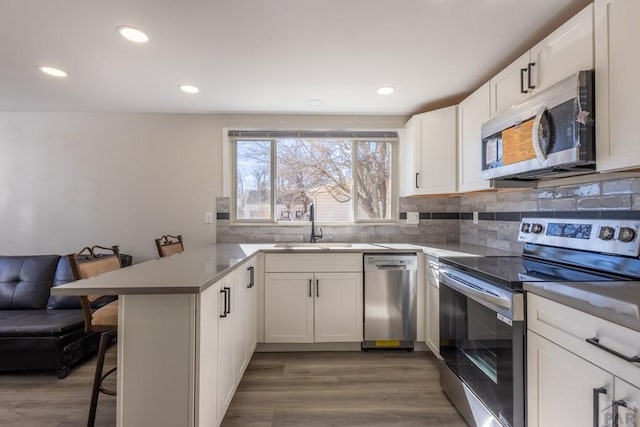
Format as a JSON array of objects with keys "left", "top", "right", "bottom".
[{"left": 229, "top": 132, "right": 398, "bottom": 225}]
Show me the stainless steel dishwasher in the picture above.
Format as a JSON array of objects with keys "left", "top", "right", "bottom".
[{"left": 363, "top": 253, "right": 418, "bottom": 350}]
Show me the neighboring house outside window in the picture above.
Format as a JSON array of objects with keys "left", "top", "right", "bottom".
[{"left": 231, "top": 131, "right": 397, "bottom": 223}]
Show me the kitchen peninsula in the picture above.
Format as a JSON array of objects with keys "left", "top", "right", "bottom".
[{"left": 51, "top": 242, "right": 510, "bottom": 427}]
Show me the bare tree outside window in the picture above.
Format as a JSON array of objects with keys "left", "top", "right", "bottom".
[
  {"left": 236, "top": 140, "right": 271, "bottom": 220},
  {"left": 234, "top": 137, "right": 393, "bottom": 222}
]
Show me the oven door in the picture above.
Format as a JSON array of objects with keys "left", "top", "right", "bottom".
[{"left": 439, "top": 269, "right": 524, "bottom": 427}]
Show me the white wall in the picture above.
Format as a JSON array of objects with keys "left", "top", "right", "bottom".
[
  {"left": 0, "top": 112, "right": 220, "bottom": 261},
  {"left": 0, "top": 112, "right": 405, "bottom": 261}
]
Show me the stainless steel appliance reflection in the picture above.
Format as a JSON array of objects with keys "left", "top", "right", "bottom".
[{"left": 363, "top": 254, "right": 417, "bottom": 349}]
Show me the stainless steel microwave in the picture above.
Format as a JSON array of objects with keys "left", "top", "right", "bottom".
[{"left": 480, "top": 70, "right": 595, "bottom": 181}]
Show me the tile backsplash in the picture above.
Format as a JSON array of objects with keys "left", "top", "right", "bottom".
[
  {"left": 216, "top": 196, "right": 461, "bottom": 244},
  {"left": 217, "top": 176, "right": 640, "bottom": 251}
]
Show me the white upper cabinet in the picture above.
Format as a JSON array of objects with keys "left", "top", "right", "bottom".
[
  {"left": 490, "top": 51, "right": 532, "bottom": 116},
  {"left": 458, "top": 82, "right": 492, "bottom": 193},
  {"left": 529, "top": 4, "right": 594, "bottom": 94},
  {"left": 400, "top": 106, "right": 457, "bottom": 196},
  {"left": 595, "top": 0, "right": 640, "bottom": 172},
  {"left": 490, "top": 4, "right": 594, "bottom": 117}
]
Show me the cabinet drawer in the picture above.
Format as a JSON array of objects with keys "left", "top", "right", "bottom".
[
  {"left": 527, "top": 293, "right": 640, "bottom": 386},
  {"left": 265, "top": 253, "right": 362, "bottom": 273}
]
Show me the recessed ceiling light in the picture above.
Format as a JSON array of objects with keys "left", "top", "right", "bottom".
[
  {"left": 306, "top": 99, "right": 323, "bottom": 107},
  {"left": 38, "top": 66, "right": 67, "bottom": 78},
  {"left": 179, "top": 84, "right": 199, "bottom": 94},
  {"left": 117, "top": 26, "right": 149, "bottom": 43},
  {"left": 376, "top": 86, "right": 395, "bottom": 95}
]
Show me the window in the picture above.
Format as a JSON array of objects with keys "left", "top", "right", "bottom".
[{"left": 232, "top": 131, "right": 396, "bottom": 223}]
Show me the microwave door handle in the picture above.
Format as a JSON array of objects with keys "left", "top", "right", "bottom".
[{"left": 531, "top": 106, "right": 548, "bottom": 163}]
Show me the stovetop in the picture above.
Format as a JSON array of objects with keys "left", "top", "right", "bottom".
[{"left": 439, "top": 255, "right": 622, "bottom": 290}]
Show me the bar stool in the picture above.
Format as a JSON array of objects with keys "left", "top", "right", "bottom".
[
  {"left": 67, "top": 245, "right": 121, "bottom": 427},
  {"left": 155, "top": 234, "right": 184, "bottom": 258}
]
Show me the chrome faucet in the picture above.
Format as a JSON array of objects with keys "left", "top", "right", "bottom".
[{"left": 309, "top": 203, "right": 323, "bottom": 243}]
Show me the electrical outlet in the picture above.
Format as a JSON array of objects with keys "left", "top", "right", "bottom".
[
  {"left": 406, "top": 212, "right": 420, "bottom": 225},
  {"left": 473, "top": 211, "right": 479, "bottom": 224},
  {"left": 205, "top": 211, "right": 214, "bottom": 224}
]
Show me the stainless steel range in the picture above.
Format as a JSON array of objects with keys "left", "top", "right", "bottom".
[{"left": 438, "top": 217, "right": 640, "bottom": 427}]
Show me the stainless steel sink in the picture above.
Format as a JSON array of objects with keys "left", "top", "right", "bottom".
[{"left": 272, "top": 242, "right": 352, "bottom": 250}]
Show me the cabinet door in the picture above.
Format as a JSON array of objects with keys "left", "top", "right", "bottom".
[
  {"left": 244, "top": 259, "right": 258, "bottom": 356},
  {"left": 233, "top": 269, "right": 248, "bottom": 382},
  {"left": 490, "top": 51, "right": 531, "bottom": 116},
  {"left": 614, "top": 378, "right": 640, "bottom": 427},
  {"left": 314, "top": 272, "right": 363, "bottom": 342},
  {"left": 197, "top": 283, "right": 219, "bottom": 427},
  {"left": 530, "top": 4, "right": 594, "bottom": 94},
  {"left": 527, "top": 331, "right": 613, "bottom": 427},
  {"left": 417, "top": 106, "right": 458, "bottom": 194},
  {"left": 400, "top": 116, "right": 421, "bottom": 197},
  {"left": 217, "top": 274, "right": 236, "bottom": 425},
  {"left": 595, "top": 0, "right": 640, "bottom": 171},
  {"left": 425, "top": 274, "right": 440, "bottom": 357},
  {"left": 458, "top": 82, "right": 491, "bottom": 193},
  {"left": 264, "top": 273, "right": 314, "bottom": 343}
]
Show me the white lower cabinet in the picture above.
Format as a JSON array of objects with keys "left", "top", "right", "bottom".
[
  {"left": 264, "top": 253, "right": 363, "bottom": 344},
  {"left": 196, "top": 283, "right": 220, "bottom": 427},
  {"left": 264, "top": 272, "right": 315, "bottom": 343},
  {"left": 527, "top": 293, "right": 640, "bottom": 427},
  {"left": 216, "top": 273, "right": 237, "bottom": 425},
  {"left": 527, "top": 331, "right": 612, "bottom": 427},
  {"left": 312, "top": 272, "right": 363, "bottom": 342},
  {"left": 425, "top": 270, "right": 439, "bottom": 357},
  {"left": 264, "top": 271, "right": 363, "bottom": 343},
  {"left": 614, "top": 378, "right": 640, "bottom": 427}
]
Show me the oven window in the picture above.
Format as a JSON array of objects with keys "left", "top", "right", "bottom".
[{"left": 440, "top": 283, "right": 519, "bottom": 426}]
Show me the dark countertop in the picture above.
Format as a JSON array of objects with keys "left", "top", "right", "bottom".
[{"left": 524, "top": 281, "right": 640, "bottom": 333}]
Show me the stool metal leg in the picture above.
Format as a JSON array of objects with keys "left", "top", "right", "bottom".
[{"left": 87, "top": 331, "right": 114, "bottom": 427}]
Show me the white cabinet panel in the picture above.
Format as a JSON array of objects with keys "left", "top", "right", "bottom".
[
  {"left": 400, "top": 106, "right": 457, "bottom": 196},
  {"left": 216, "top": 274, "right": 236, "bottom": 425},
  {"left": 490, "top": 52, "right": 531, "bottom": 117},
  {"left": 490, "top": 5, "right": 594, "bottom": 118},
  {"left": 530, "top": 4, "right": 594, "bottom": 93},
  {"left": 425, "top": 273, "right": 440, "bottom": 357},
  {"left": 196, "top": 283, "right": 219, "bottom": 427},
  {"left": 614, "top": 378, "right": 640, "bottom": 427},
  {"left": 314, "top": 272, "right": 363, "bottom": 342},
  {"left": 595, "top": 0, "right": 640, "bottom": 171},
  {"left": 264, "top": 273, "right": 314, "bottom": 343},
  {"left": 458, "top": 82, "right": 491, "bottom": 193},
  {"left": 527, "top": 331, "right": 613, "bottom": 427},
  {"left": 265, "top": 253, "right": 362, "bottom": 273}
]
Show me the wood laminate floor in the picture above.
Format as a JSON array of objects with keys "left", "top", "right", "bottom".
[
  {"left": 222, "top": 351, "right": 467, "bottom": 427},
  {"left": 0, "top": 345, "right": 117, "bottom": 427},
  {"left": 1, "top": 347, "right": 467, "bottom": 427}
]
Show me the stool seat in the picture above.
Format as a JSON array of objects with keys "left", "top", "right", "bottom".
[{"left": 91, "top": 301, "right": 118, "bottom": 331}]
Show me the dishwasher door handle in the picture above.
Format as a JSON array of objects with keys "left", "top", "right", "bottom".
[{"left": 375, "top": 265, "right": 407, "bottom": 270}]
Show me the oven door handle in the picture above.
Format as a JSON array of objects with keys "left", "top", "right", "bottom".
[{"left": 440, "top": 271, "right": 512, "bottom": 311}]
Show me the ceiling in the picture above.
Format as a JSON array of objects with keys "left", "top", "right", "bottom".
[{"left": 0, "top": 0, "right": 592, "bottom": 115}]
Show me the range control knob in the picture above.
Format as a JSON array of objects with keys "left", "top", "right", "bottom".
[
  {"left": 521, "top": 223, "right": 531, "bottom": 233},
  {"left": 618, "top": 227, "right": 637, "bottom": 243},
  {"left": 531, "top": 223, "right": 544, "bottom": 234},
  {"left": 599, "top": 226, "right": 615, "bottom": 241}
]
